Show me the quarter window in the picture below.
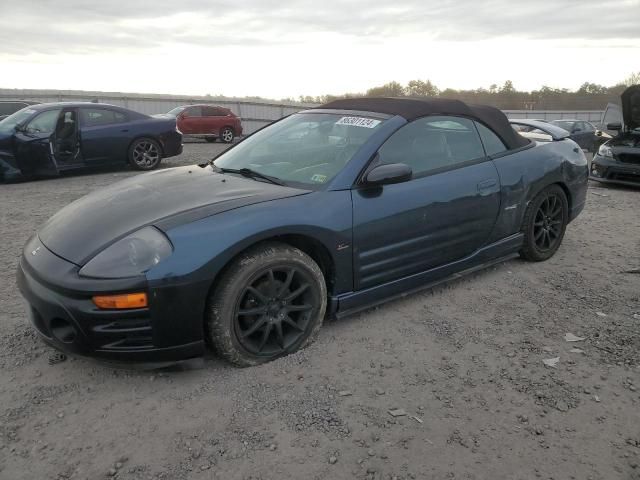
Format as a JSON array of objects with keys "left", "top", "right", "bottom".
[
  {"left": 82, "top": 108, "right": 127, "bottom": 127},
  {"left": 377, "top": 116, "right": 486, "bottom": 176},
  {"left": 25, "top": 109, "right": 62, "bottom": 134},
  {"left": 475, "top": 122, "right": 507, "bottom": 156}
]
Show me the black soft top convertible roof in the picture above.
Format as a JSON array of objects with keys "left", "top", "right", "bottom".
[{"left": 319, "top": 97, "right": 530, "bottom": 150}]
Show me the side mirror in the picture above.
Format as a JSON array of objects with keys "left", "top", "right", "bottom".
[
  {"left": 607, "top": 122, "right": 622, "bottom": 131},
  {"left": 364, "top": 163, "right": 412, "bottom": 186}
]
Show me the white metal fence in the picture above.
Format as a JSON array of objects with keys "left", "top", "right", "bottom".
[
  {"left": 503, "top": 110, "right": 603, "bottom": 122},
  {"left": 0, "top": 89, "right": 605, "bottom": 133},
  {"left": 0, "top": 89, "right": 315, "bottom": 135}
]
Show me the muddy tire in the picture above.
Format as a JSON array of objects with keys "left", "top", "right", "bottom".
[{"left": 206, "top": 242, "right": 327, "bottom": 367}]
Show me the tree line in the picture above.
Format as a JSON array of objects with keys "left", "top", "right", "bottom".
[{"left": 293, "top": 72, "right": 640, "bottom": 110}]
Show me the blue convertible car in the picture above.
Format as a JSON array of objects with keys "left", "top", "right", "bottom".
[
  {"left": 17, "top": 97, "right": 588, "bottom": 366},
  {"left": 0, "top": 102, "right": 182, "bottom": 181}
]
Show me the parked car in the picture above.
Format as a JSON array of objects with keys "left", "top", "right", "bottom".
[
  {"left": 509, "top": 119, "right": 570, "bottom": 143},
  {"left": 591, "top": 85, "right": 640, "bottom": 187},
  {"left": 549, "top": 119, "right": 608, "bottom": 153},
  {"left": 0, "top": 100, "right": 40, "bottom": 121},
  {"left": 0, "top": 102, "right": 182, "bottom": 181},
  {"left": 165, "top": 104, "right": 242, "bottom": 143},
  {"left": 17, "top": 97, "right": 588, "bottom": 366}
]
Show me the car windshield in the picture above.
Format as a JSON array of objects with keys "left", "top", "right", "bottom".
[
  {"left": 167, "top": 107, "right": 185, "bottom": 116},
  {"left": 551, "top": 120, "right": 575, "bottom": 132},
  {"left": 0, "top": 108, "right": 37, "bottom": 134},
  {"left": 213, "top": 112, "right": 386, "bottom": 187}
]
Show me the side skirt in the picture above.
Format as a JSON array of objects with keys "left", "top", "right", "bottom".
[{"left": 329, "top": 233, "right": 524, "bottom": 319}]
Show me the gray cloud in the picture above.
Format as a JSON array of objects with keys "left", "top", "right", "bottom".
[{"left": 1, "top": 0, "right": 638, "bottom": 55}]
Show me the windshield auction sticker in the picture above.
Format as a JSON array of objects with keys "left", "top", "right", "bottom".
[{"left": 335, "top": 117, "right": 381, "bottom": 128}]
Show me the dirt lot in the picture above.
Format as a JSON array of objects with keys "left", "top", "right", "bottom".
[{"left": 1, "top": 142, "right": 639, "bottom": 480}]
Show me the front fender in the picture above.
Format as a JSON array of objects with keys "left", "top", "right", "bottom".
[{"left": 147, "top": 191, "right": 354, "bottom": 295}]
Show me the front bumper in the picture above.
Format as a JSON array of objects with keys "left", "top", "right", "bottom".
[
  {"left": 161, "top": 131, "right": 183, "bottom": 159},
  {"left": 0, "top": 155, "right": 23, "bottom": 182},
  {"left": 590, "top": 154, "right": 640, "bottom": 187},
  {"left": 16, "top": 238, "right": 205, "bottom": 364}
]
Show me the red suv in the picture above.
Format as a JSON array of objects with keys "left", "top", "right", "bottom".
[{"left": 167, "top": 105, "right": 242, "bottom": 143}]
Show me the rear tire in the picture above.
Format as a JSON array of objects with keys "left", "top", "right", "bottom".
[
  {"left": 128, "top": 138, "right": 162, "bottom": 171},
  {"left": 220, "top": 127, "right": 235, "bottom": 143},
  {"left": 206, "top": 242, "right": 327, "bottom": 367},
  {"left": 519, "top": 185, "right": 568, "bottom": 262}
]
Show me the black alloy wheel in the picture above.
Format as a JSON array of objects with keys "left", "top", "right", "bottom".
[
  {"left": 520, "top": 184, "right": 568, "bottom": 262},
  {"left": 206, "top": 243, "right": 326, "bottom": 366},
  {"left": 533, "top": 194, "right": 563, "bottom": 251},
  {"left": 234, "top": 267, "right": 315, "bottom": 355}
]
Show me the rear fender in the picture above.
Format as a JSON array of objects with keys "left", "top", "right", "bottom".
[{"left": 490, "top": 139, "right": 587, "bottom": 241}]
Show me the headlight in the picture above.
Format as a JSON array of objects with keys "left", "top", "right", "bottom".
[
  {"left": 597, "top": 143, "right": 613, "bottom": 158},
  {"left": 79, "top": 226, "right": 173, "bottom": 279}
]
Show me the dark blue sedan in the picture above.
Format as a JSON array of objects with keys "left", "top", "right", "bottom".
[
  {"left": 17, "top": 97, "right": 588, "bottom": 367},
  {"left": 0, "top": 102, "right": 182, "bottom": 181}
]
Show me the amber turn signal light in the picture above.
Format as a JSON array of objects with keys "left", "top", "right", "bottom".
[{"left": 92, "top": 292, "right": 148, "bottom": 310}]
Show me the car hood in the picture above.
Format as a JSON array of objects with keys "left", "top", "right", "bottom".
[
  {"left": 621, "top": 84, "right": 640, "bottom": 131},
  {"left": 38, "top": 165, "right": 310, "bottom": 266}
]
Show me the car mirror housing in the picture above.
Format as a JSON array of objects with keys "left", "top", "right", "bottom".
[
  {"left": 364, "top": 163, "right": 412, "bottom": 186},
  {"left": 606, "top": 122, "right": 622, "bottom": 131}
]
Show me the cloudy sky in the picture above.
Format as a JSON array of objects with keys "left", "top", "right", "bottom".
[{"left": 1, "top": 0, "right": 639, "bottom": 99}]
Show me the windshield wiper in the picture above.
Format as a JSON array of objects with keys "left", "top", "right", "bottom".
[{"left": 213, "top": 166, "right": 285, "bottom": 186}]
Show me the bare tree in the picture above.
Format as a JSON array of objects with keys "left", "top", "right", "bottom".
[{"left": 624, "top": 71, "right": 640, "bottom": 86}]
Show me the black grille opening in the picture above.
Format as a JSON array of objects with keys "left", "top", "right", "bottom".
[
  {"left": 618, "top": 154, "right": 640, "bottom": 165},
  {"left": 611, "top": 172, "right": 640, "bottom": 183},
  {"left": 50, "top": 317, "right": 78, "bottom": 344}
]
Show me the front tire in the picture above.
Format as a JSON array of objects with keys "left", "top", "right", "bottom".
[
  {"left": 206, "top": 242, "right": 327, "bottom": 367},
  {"left": 519, "top": 185, "right": 569, "bottom": 262},
  {"left": 205, "top": 137, "right": 216, "bottom": 143},
  {"left": 129, "top": 138, "right": 162, "bottom": 171}
]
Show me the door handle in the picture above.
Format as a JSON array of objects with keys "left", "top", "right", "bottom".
[{"left": 477, "top": 179, "right": 497, "bottom": 193}]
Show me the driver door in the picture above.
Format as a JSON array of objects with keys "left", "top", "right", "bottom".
[
  {"left": 13, "top": 108, "right": 62, "bottom": 176},
  {"left": 351, "top": 116, "right": 501, "bottom": 290}
]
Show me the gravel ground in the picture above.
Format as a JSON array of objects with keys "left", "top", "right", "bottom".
[{"left": 0, "top": 144, "right": 639, "bottom": 480}]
